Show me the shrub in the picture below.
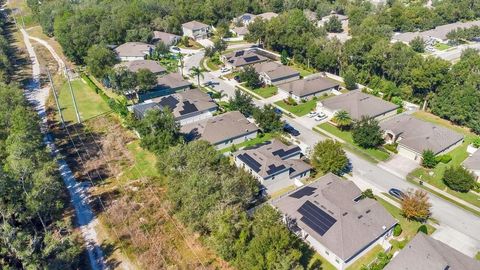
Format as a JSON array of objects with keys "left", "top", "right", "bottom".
[
  {"left": 443, "top": 166, "right": 476, "bottom": 192},
  {"left": 393, "top": 224, "right": 402, "bottom": 237},
  {"left": 352, "top": 116, "right": 384, "bottom": 148},
  {"left": 435, "top": 154, "right": 452, "bottom": 164},
  {"left": 417, "top": 224, "right": 428, "bottom": 234},
  {"left": 384, "top": 143, "right": 398, "bottom": 153},
  {"left": 285, "top": 96, "right": 297, "bottom": 106},
  {"left": 473, "top": 137, "right": 480, "bottom": 148},
  {"left": 421, "top": 150, "right": 438, "bottom": 168}
]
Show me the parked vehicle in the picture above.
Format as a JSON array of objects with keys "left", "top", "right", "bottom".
[
  {"left": 274, "top": 108, "right": 283, "bottom": 115},
  {"left": 234, "top": 75, "right": 241, "bottom": 82},
  {"left": 307, "top": 111, "right": 318, "bottom": 118},
  {"left": 388, "top": 188, "right": 405, "bottom": 200},
  {"left": 220, "top": 67, "right": 230, "bottom": 73},
  {"left": 314, "top": 113, "right": 327, "bottom": 122},
  {"left": 170, "top": 46, "right": 181, "bottom": 53},
  {"left": 284, "top": 124, "right": 300, "bottom": 136}
]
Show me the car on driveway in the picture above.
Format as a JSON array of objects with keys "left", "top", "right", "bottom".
[
  {"left": 170, "top": 46, "right": 181, "bottom": 53},
  {"left": 389, "top": 188, "right": 405, "bottom": 200},
  {"left": 284, "top": 124, "right": 300, "bottom": 136},
  {"left": 314, "top": 112, "right": 327, "bottom": 121},
  {"left": 220, "top": 67, "right": 230, "bottom": 73},
  {"left": 307, "top": 111, "right": 318, "bottom": 118}
]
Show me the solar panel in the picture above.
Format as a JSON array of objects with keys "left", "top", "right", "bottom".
[
  {"left": 158, "top": 95, "right": 179, "bottom": 110},
  {"left": 237, "top": 153, "right": 261, "bottom": 173},
  {"left": 298, "top": 201, "right": 336, "bottom": 236},
  {"left": 289, "top": 186, "right": 317, "bottom": 199},
  {"left": 234, "top": 51, "right": 245, "bottom": 57},
  {"left": 179, "top": 101, "right": 198, "bottom": 115},
  {"left": 266, "top": 164, "right": 286, "bottom": 175},
  {"left": 244, "top": 56, "right": 260, "bottom": 63},
  {"left": 272, "top": 146, "right": 301, "bottom": 158}
]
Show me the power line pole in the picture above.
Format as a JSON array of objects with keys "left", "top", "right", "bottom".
[
  {"left": 47, "top": 68, "right": 65, "bottom": 128},
  {"left": 65, "top": 67, "right": 81, "bottom": 123}
]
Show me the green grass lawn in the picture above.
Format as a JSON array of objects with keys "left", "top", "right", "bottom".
[
  {"left": 290, "top": 64, "right": 315, "bottom": 77},
  {"left": 307, "top": 253, "right": 336, "bottom": 270},
  {"left": 275, "top": 99, "right": 317, "bottom": 117},
  {"left": 249, "top": 85, "right": 278, "bottom": 98},
  {"left": 57, "top": 79, "right": 111, "bottom": 124},
  {"left": 317, "top": 123, "right": 390, "bottom": 162},
  {"left": 434, "top": 43, "right": 451, "bottom": 51},
  {"left": 204, "top": 57, "right": 220, "bottom": 71},
  {"left": 409, "top": 111, "right": 480, "bottom": 208},
  {"left": 346, "top": 245, "right": 383, "bottom": 270},
  {"left": 221, "top": 133, "right": 276, "bottom": 153}
]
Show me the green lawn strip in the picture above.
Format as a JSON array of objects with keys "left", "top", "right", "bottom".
[
  {"left": 269, "top": 185, "right": 296, "bottom": 199},
  {"left": 406, "top": 176, "right": 480, "bottom": 217},
  {"left": 237, "top": 86, "right": 261, "bottom": 100},
  {"left": 376, "top": 197, "right": 436, "bottom": 239},
  {"left": 434, "top": 43, "right": 451, "bottom": 51},
  {"left": 274, "top": 99, "right": 316, "bottom": 117},
  {"left": 86, "top": 75, "right": 123, "bottom": 100},
  {"left": 290, "top": 64, "right": 314, "bottom": 77},
  {"left": 57, "top": 79, "right": 111, "bottom": 123},
  {"left": 476, "top": 251, "right": 480, "bottom": 261},
  {"left": 346, "top": 245, "right": 383, "bottom": 270},
  {"left": 204, "top": 57, "right": 220, "bottom": 71},
  {"left": 122, "top": 141, "right": 161, "bottom": 182},
  {"left": 307, "top": 253, "right": 336, "bottom": 270},
  {"left": 220, "top": 133, "right": 275, "bottom": 154},
  {"left": 244, "top": 85, "right": 278, "bottom": 98},
  {"left": 410, "top": 111, "right": 480, "bottom": 207},
  {"left": 317, "top": 123, "right": 390, "bottom": 162}
]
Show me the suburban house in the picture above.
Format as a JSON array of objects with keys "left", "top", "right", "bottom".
[
  {"left": 463, "top": 150, "right": 480, "bottom": 181},
  {"left": 118, "top": 60, "right": 166, "bottom": 75},
  {"left": 130, "top": 88, "right": 218, "bottom": 125},
  {"left": 152, "top": 31, "right": 181, "bottom": 45},
  {"left": 320, "top": 90, "right": 399, "bottom": 121},
  {"left": 257, "top": 12, "right": 278, "bottom": 21},
  {"left": 234, "top": 140, "right": 311, "bottom": 192},
  {"left": 271, "top": 173, "right": 397, "bottom": 270},
  {"left": 114, "top": 42, "right": 154, "bottom": 61},
  {"left": 181, "top": 20, "right": 210, "bottom": 40},
  {"left": 277, "top": 75, "right": 340, "bottom": 101},
  {"left": 234, "top": 12, "right": 278, "bottom": 25},
  {"left": 181, "top": 111, "right": 259, "bottom": 150},
  {"left": 231, "top": 26, "right": 249, "bottom": 38},
  {"left": 138, "top": 73, "right": 192, "bottom": 101},
  {"left": 221, "top": 49, "right": 269, "bottom": 69},
  {"left": 380, "top": 115, "right": 464, "bottom": 161},
  {"left": 253, "top": 61, "right": 300, "bottom": 86},
  {"left": 392, "top": 20, "right": 480, "bottom": 44},
  {"left": 384, "top": 233, "right": 480, "bottom": 270}
]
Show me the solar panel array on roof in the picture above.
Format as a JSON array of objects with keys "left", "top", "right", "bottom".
[
  {"left": 289, "top": 186, "right": 317, "bottom": 199},
  {"left": 298, "top": 200, "right": 336, "bottom": 236},
  {"left": 244, "top": 56, "right": 260, "bottom": 63},
  {"left": 266, "top": 164, "right": 286, "bottom": 175},
  {"left": 237, "top": 153, "right": 261, "bottom": 173},
  {"left": 158, "top": 95, "right": 179, "bottom": 110},
  {"left": 179, "top": 101, "right": 198, "bottom": 115},
  {"left": 272, "top": 146, "right": 301, "bottom": 158},
  {"left": 234, "top": 51, "right": 245, "bottom": 57}
]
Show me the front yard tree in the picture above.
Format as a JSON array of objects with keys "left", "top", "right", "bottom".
[
  {"left": 401, "top": 189, "right": 431, "bottom": 221},
  {"left": 136, "top": 69, "right": 157, "bottom": 94},
  {"left": 239, "top": 66, "right": 261, "bottom": 88},
  {"left": 281, "top": 49, "right": 289, "bottom": 65},
  {"left": 108, "top": 67, "right": 137, "bottom": 95},
  {"left": 343, "top": 66, "right": 358, "bottom": 90},
  {"left": 352, "top": 116, "right": 384, "bottom": 148},
  {"left": 409, "top": 36, "right": 425, "bottom": 53},
  {"left": 213, "top": 38, "right": 227, "bottom": 53},
  {"left": 332, "top": 110, "right": 352, "bottom": 130},
  {"left": 229, "top": 89, "right": 255, "bottom": 116},
  {"left": 189, "top": 66, "right": 204, "bottom": 87},
  {"left": 135, "top": 108, "right": 182, "bottom": 155},
  {"left": 253, "top": 105, "right": 283, "bottom": 133},
  {"left": 85, "top": 44, "right": 117, "bottom": 78},
  {"left": 311, "top": 140, "right": 348, "bottom": 175},
  {"left": 325, "top": 15, "right": 343, "bottom": 33},
  {"left": 443, "top": 166, "right": 476, "bottom": 192},
  {"left": 421, "top": 150, "right": 437, "bottom": 168}
]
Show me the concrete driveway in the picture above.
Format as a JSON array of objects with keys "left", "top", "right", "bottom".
[
  {"left": 432, "top": 226, "right": 479, "bottom": 257},
  {"left": 378, "top": 154, "right": 419, "bottom": 178},
  {"left": 197, "top": 38, "right": 214, "bottom": 48}
]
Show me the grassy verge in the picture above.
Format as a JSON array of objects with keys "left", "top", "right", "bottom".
[
  {"left": 409, "top": 111, "right": 480, "bottom": 209},
  {"left": 346, "top": 245, "right": 383, "bottom": 270},
  {"left": 57, "top": 78, "right": 111, "bottom": 123},
  {"left": 220, "top": 133, "right": 275, "bottom": 154},
  {"left": 275, "top": 99, "right": 317, "bottom": 117},
  {"left": 245, "top": 85, "right": 278, "bottom": 98},
  {"left": 317, "top": 123, "right": 390, "bottom": 162},
  {"left": 290, "top": 63, "right": 315, "bottom": 77},
  {"left": 203, "top": 57, "right": 220, "bottom": 71},
  {"left": 434, "top": 43, "right": 451, "bottom": 51}
]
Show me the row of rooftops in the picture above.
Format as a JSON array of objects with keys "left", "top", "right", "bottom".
[{"left": 392, "top": 20, "right": 480, "bottom": 43}]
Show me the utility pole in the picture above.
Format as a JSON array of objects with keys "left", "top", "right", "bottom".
[
  {"left": 47, "top": 68, "right": 65, "bottom": 128},
  {"left": 65, "top": 67, "right": 81, "bottom": 123}
]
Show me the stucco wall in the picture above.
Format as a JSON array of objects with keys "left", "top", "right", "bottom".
[{"left": 214, "top": 131, "right": 258, "bottom": 150}]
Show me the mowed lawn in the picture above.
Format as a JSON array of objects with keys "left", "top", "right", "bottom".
[
  {"left": 317, "top": 123, "right": 390, "bottom": 162},
  {"left": 251, "top": 85, "right": 278, "bottom": 98},
  {"left": 57, "top": 79, "right": 111, "bottom": 123},
  {"left": 409, "top": 111, "right": 480, "bottom": 208},
  {"left": 275, "top": 99, "right": 317, "bottom": 116}
]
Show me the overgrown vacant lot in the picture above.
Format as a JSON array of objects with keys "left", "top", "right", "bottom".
[{"left": 49, "top": 113, "right": 231, "bottom": 269}]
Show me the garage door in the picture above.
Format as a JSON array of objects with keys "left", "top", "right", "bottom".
[{"left": 398, "top": 146, "right": 419, "bottom": 161}]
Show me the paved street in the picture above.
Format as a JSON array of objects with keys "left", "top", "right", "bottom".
[{"left": 431, "top": 42, "right": 480, "bottom": 62}]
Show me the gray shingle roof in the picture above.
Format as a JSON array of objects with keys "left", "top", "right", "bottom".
[
  {"left": 120, "top": 60, "right": 166, "bottom": 74},
  {"left": 253, "top": 62, "right": 299, "bottom": 81},
  {"left": 155, "top": 73, "right": 191, "bottom": 91},
  {"left": 321, "top": 90, "right": 398, "bottom": 120},
  {"left": 181, "top": 111, "right": 259, "bottom": 145},
  {"left": 393, "top": 20, "right": 480, "bottom": 42},
  {"left": 114, "top": 42, "right": 154, "bottom": 58},
  {"left": 182, "top": 20, "right": 209, "bottom": 30},
  {"left": 152, "top": 31, "right": 180, "bottom": 45},
  {"left": 384, "top": 233, "right": 480, "bottom": 270},
  {"left": 278, "top": 75, "right": 339, "bottom": 98},
  {"left": 463, "top": 150, "right": 480, "bottom": 171},
  {"left": 223, "top": 49, "right": 269, "bottom": 67},
  {"left": 272, "top": 173, "right": 397, "bottom": 262},
  {"left": 232, "top": 26, "right": 249, "bottom": 36},
  {"left": 380, "top": 115, "right": 464, "bottom": 155}
]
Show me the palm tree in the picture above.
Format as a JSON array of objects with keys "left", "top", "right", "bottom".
[
  {"left": 177, "top": 52, "right": 184, "bottom": 76},
  {"left": 333, "top": 110, "right": 352, "bottom": 130},
  {"left": 189, "top": 66, "right": 204, "bottom": 87}
]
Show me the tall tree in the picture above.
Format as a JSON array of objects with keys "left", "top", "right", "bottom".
[
  {"left": 332, "top": 110, "right": 352, "bottom": 130},
  {"left": 229, "top": 89, "right": 255, "bottom": 116},
  {"left": 253, "top": 105, "right": 283, "bottom": 133},
  {"left": 401, "top": 189, "right": 431, "bottom": 221},
  {"left": 189, "top": 66, "right": 204, "bottom": 87},
  {"left": 85, "top": 44, "right": 117, "bottom": 78},
  {"left": 352, "top": 116, "right": 384, "bottom": 148},
  {"left": 443, "top": 166, "right": 476, "bottom": 192},
  {"left": 311, "top": 140, "right": 348, "bottom": 175}
]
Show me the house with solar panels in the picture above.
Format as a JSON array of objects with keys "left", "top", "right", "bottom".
[
  {"left": 129, "top": 88, "right": 218, "bottom": 125},
  {"left": 234, "top": 140, "right": 311, "bottom": 192},
  {"left": 271, "top": 173, "right": 397, "bottom": 269},
  {"left": 221, "top": 49, "right": 269, "bottom": 69}
]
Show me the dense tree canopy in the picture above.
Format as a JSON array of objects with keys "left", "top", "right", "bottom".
[{"left": 311, "top": 140, "right": 348, "bottom": 175}]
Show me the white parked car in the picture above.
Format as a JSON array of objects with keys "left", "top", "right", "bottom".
[
  {"left": 314, "top": 113, "right": 327, "bottom": 122},
  {"left": 307, "top": 111, "right": 318, "bottom": 118},
  {"left": 220, "top": 67, "right": 230, "bottom": 73}
]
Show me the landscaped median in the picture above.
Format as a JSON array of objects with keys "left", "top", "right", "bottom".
[{"left": 315, "top": 122, "right": 390, "bottom": 162}]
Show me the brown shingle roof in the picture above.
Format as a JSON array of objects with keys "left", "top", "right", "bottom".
[
  {"left": 253, "top": 62, "right": 299, "bottom": 81},
  {"left": 155, "top": 73, "right": 191, "bottom": 91},
  {"left": 120, "top": 60, "right": 166, "bottom": 74},
  {"left": 152, "top": 31, "right": 180, "bottom": 45},
  {"left": 182, "top": 20, "right": 209, "bottom": 30},
  {"left": 114, "top": 42, "right": 154, "bottom": 58},
  {"left": 278, "top": 75, "right": 339, "bottom": 98}
]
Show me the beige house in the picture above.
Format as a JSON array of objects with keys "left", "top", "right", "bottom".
[
  {"left": 320, "top": 90, "right": 398, "bottom": 121},
  {"left": 181, "top": 111, "right": 259, "bottom": 150},
  {"left": 152, "top": 31, "right": 181, "bottom": 45},
  {"left": 380, "top": 115, "right": 464, "bottom": 161},
  {"left": 182, "top": 20, "right": 210, "bottom": 40},
  {"left": 253, "top": 62, "right": 300, "bottom": 86},
  {"left": 272, "top": 173, "right": 397, "bottom": 270},
  {"left": 114, "top": 42, "right": 154, "bottom": 61},
  {"left": 278, "top": 75, "right": 340, "bottom": 101}
]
